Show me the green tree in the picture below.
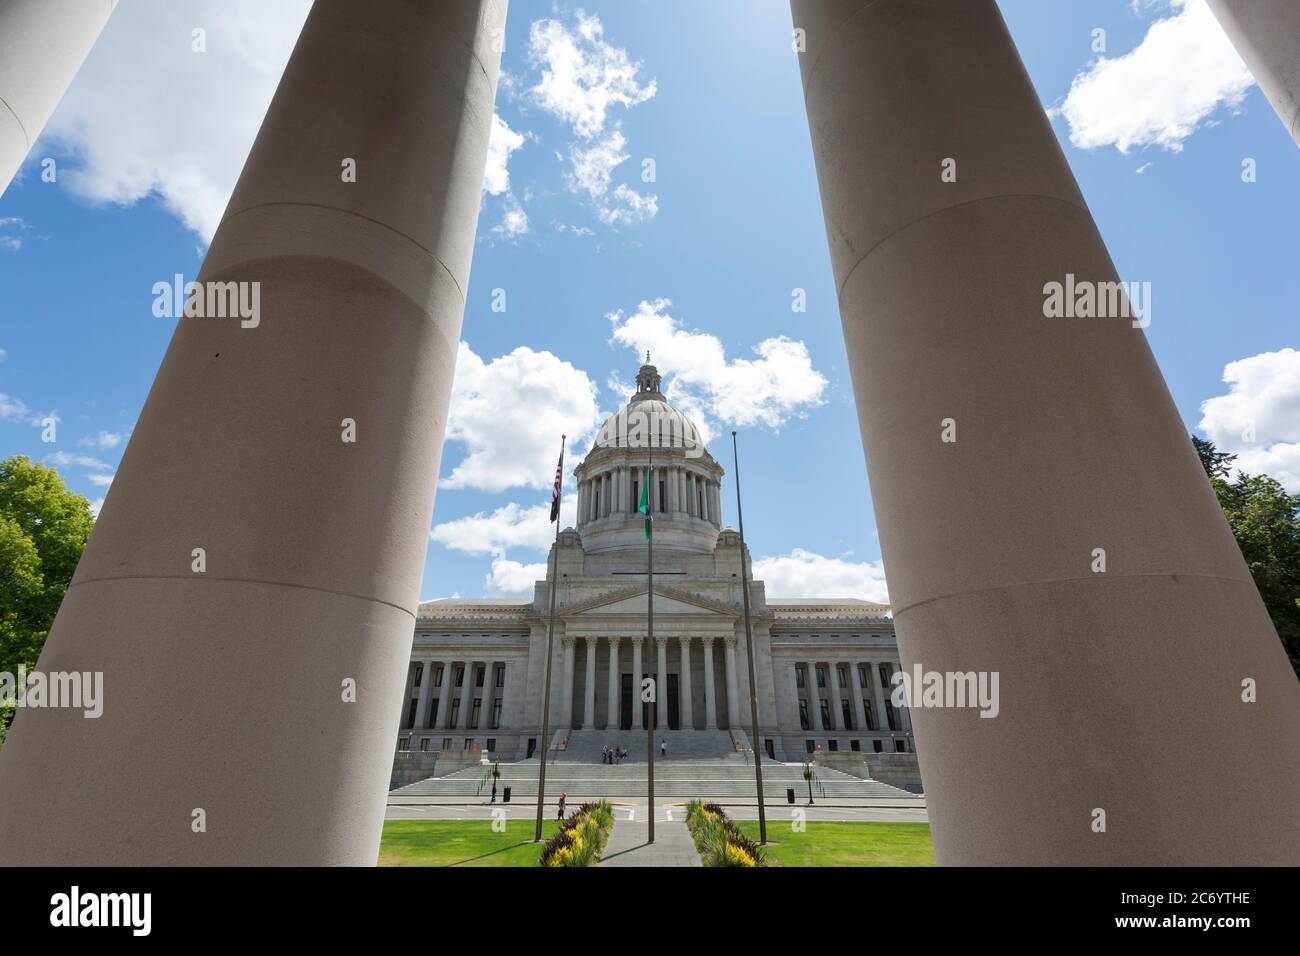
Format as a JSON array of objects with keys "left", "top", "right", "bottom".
[
  {"left": 1193, "top": 437, "right": 1300, "bottom": 677},
  {"left": 0, "top": 456, "right": 95, "bottom": 746}
]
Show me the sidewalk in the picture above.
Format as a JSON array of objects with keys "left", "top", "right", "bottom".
[{"left": 598, "top": 817, "right": 701, "bottom": 867}]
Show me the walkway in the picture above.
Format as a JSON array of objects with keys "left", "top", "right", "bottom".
[{"left": 599, "top": 811, "right": 701, "bottom": 867}]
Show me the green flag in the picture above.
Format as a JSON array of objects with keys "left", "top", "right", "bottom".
[{"left": 639, "top": 467, "right": 651, "bottom": 539}]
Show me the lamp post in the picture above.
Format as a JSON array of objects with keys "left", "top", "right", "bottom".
[{"left": 803, "top": 761, "right": 815, "bottom": 805}]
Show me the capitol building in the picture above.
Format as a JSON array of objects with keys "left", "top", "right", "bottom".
[{"left": 393, "top": 361, "right": 914, "bottom": 776}]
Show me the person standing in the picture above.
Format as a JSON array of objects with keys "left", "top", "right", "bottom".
[
  {"left": 660, "top": 739, "right": 666, "bottom": 758},
  {"left": 557, "top": 792, "right": 567, "bottom": 820}
]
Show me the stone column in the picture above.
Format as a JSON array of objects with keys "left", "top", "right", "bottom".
[
  {"left": 437, "top": 659, "right": 456, "bottom": 730},
  {"left": 458, "top": 661, "right": 476, "bottom": 731},
  {"left": 849, "top": 660, "right": 868, "bottom": 732},
  {"left": 582, "top": 636, "right": 597, "bottom": 730},
  {"left": 0, "top": 1, "right": 507, "bottom": 866},
  {"left": 679, "top": 469, "right": 688, "bottom": 515},
  {"left": 560, "top": 638, "right": 576, "bottom": 729},
  {"left": 412, "top": 660, "right": 434, "bottom": 731},
  {"left": 792, "top": 0, "right": 1300, "bottom": 865},
  {"left": 631, "top": 638, "right": 643, "bottom": 729},
  {"left": 656, "top": 636, "right": 668, "bottom": 729},
  {"left": 825, "top": 662, "right": 841, "bottom": 731},
  {"left": 577, "top": 479, "right": 588, "bottom": 524},
  {"left": 0, "top": 0, "right": 117, "bottom": 196},
  {"left": 711, "top": 482, "right": 722, "bottom": 526},
  {"left": 701, "top": 637, "right": 718, "bottom": 729},
  {"left": 723, "top": 636, "right": 741, "bottom": 728},
  {"left": 867, "top": 660, "right": 888, "bottom": 735},
  {"left": 790, "top": 663, "right": 804, "bottom": 729},
  {"left": 678, "top": 637, "right": 694, "bottom": 730},
  {"left": 612, "top": 468, "right": 623, "bottom": 514},
  {"left": 606, "top": 637, "right": 621, "bottom": 729},
  {"left": 1206, "top": 0, "right": 1300, "bottom": 147}
]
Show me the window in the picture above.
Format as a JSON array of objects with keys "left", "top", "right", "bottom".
[
  {"left": 594, "top": 488, "right": 600, "bottom": 516},
  {"left": 858, "top": 663, "right": 870, "bottom": 687},
  {"left": 450, "top": 698, "right": 460, "bottom": 728},
  {"left": 491, "top": 699, "right": 503, "bottom": 730},
  {"left": 455, "top": 666, "right": 465, "bottom": 688},
  {"left": 470, "top": 699, "right": 482, "bottom": 729},
  {"left": 885, "top": 700, "right": 898, "bottom": 731},
  {"left": 895, "top": 739, "right": 906, "bottom": 753},
  {"left": 872, "top": 739, "right": 883, "bottom": 753},
  {"left": 398, "top": 736, "right": 410, "bottom": 751},
  {"left": 632, "top": 479, "right": 639, "bottom": 510},
  {"left": 698, "top": 489, "right": 705, "bottom": 515},
  {"left": 463, "top": 738, "right": 473, "bottom": 751},
  {"left": 658, "top": 480, "right": 666, "bottom": 510},
  {"left": 495, "top": 665, "right": 505, "bottom": 688},
  {"left": 841, "top": 700, "right": 853, "bottom": 729},
  {"left": 837, "top": 664, "right": 849, "bottom": 688},
  {"left": 486, "top": 738, "right": 497, "bottom": 753},
  {"left": 816, "top": 666, "right": 826, "bottom": 689},
  {"left": 864, "top": 700, "right": 876, "bottom": 731},
  {"left": 406, "top": 699, "right": 418, "bottom": 728},
  {"left": 805, "top": 739, "right": 815, "bottom": 754},
  {"left": 475, "top": 665, "right": 484, "bottom": 688},
  {"left": 441, "top": 737, "right": 452, "bottom": 751},
  {"left": 828, "top": 739, "right": 839, "bottom": 752},
  {"left": 419, "top": 738, "right": 430, "bottom": 752},
  {"left": 798, "top": 699, "right": 810, "bottom": 731},
  {"left": 413, "top": 663, "right": 423, "bottom": 687},
  {"left": 432, "top": 664, "right": 444, "bottom": 687},
  {"left": 795, "top": 666, "right": 806, "bottom": 689},
  {"left": 819, "top": 699, "right": 831, "bottom": 730},
  {"left": 850, "top": 739, "right": 861, "bottom": 752}
]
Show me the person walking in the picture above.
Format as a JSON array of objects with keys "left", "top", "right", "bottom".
[
  {"left": 490, "top": 781, "right": 497, "bottom": 803},
  {"left": 660, "top": 738, "right": 666, "bottom": 758}
]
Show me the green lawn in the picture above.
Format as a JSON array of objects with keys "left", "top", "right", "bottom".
[
  {"left": 379, "top": 819, "right": 560, "bottom": 867},
  {"left": 735, "top": 821, "right": 935, "bottom": 867}
]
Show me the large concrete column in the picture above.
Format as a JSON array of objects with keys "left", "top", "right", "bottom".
[
  {"left": 678, "top": 637, "right": 694, "bottom": 730},
  {"left": 606, "top": 637, "right": 621, "bottom": 729},
  {"left": 867, "top": 661, "right": 888, "bottom": 734},
  {"left": 458, "top": 661, "right": 476, "bottom": 731},
  {"left": 793, "top": 0, "right": 1300, "bottom": 865},
  {"left": 582, "top": 636, "right": 597, "bottom": 730},
  {"left": 0, "top": 0, "right": 506, "bottom": 866},
  {"left": 631, "top": 638, "right": 643, "bottom": 729},
  {"left": 560, "top": 638, "right": 576, "bottom": 729},
  {"left": 825, "top": 662, "right": 841, "bottom": 731},
  {"left": 1206, "top": 0, "right": 1300, "bottom": 146},
  {"left": 0, "top": 0, "right": 116, "bottom": 197},
  {"left": 702, "top": 638, "right": 718, "bottom": 729}
]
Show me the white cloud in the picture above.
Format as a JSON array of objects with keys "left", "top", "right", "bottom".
[
  {"left": 607, "top": 299, "right": 828, "bottom": 432},
  {"left": 87, "top": 474, "right": 115, "bottom": 488},
  {"left": 492, "top": 193, "right": 529, "bottom": 239},
  {"left": 527, "top": 11, "right": 656, "bottom": 140},
  {"left": 43, "top": 451, "right": 110, "bottom": 471},
  {"left": 442, "top": 343, "right": 603, "bottom": 493},
  {"left": 88, "top": 498, "right": 105, "bottom": 518},
  {"left": 80, "top": 430, "right": 127, "bottom": 450},
  {"left": 0, "top": 348, "right": 6, "bottom": 362},
  {"left": 1198, "top": 348, "right": 1300, "bottom": 491},
  {"left": 0, "top": 393, "right": 56, "bottom": 428},
  {"left": 484, "top": 113, "right": 527, "bottom": 196},
  {"left": 752, "top": 549, "right": 890, "bottom": 603},
  {"left": 430, "top": 494, "right": 577, "bottom": 557},
  {"left": 486, "top": 558, "right": 547, "bottom": 597},
  {"left": 1051, "top": 0, "right": 1254, "bottom": 153},
  {"left": 41, "top": 0, "right": 312, "bottom": 241},
  {"left": 0, "top": 216, "right": 28, "bottom": 253}
]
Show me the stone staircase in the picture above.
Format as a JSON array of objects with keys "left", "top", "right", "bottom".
[{"left": 392, "top": 742, "right": 919, "bottom": 801}]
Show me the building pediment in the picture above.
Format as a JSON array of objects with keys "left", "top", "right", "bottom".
[{"left": 562, "top": 583, "right": 736, "bottom": 620}]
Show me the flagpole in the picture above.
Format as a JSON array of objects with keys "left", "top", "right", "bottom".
[
  {"left": 534, "top": 434, "right": 566, "bottom": 843},
  {"left": 646, "top": 438, "right": 655, "bottom": 844},
  {"left": 732, "top": 431, "right": 768, "bottom": 844}
]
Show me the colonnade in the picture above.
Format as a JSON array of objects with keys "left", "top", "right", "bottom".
[{"left": 577, "top": 465, "right": 721, "bottom": 525}]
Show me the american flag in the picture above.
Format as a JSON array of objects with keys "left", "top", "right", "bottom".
[{"left": 549, "top": 440, "right": 565, "bottom": 523}]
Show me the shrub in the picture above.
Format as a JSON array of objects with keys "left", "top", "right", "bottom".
[
  {"left": 540, "top": 799, "right": 615, "bottom": 867},
  {"left": 686, "top": 801, "right": 764, "bottom": 867}
]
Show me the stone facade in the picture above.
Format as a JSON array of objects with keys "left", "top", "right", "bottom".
[{"left": 395, "top": 362, "right": 914, "bottom": 764}]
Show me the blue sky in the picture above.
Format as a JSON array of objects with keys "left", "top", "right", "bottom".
[{"left": 1, "top": 0, "right": 1297, "bottom": 603}]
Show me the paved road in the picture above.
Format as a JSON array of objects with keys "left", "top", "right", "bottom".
[
  {"left": 598, "top": 811, "right": 701, "bottom": 867},
  {"left": 385, "top": 801, "right": 928, "bottom": 824}
]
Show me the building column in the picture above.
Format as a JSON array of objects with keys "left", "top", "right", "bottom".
[
  {"left": 612, "top": 468, "right": 623, "bottom": 514},
  {"left": 582, "top": 636, "right": 597, "bottom": 730},
  {"left": 678, "top": 637, "right": 694, "bottom": 730},
  {"left": 867, "top": 660, "right": 888, "bottom": 734},
  {"left": 631, "top": 638, "right": 643, "bottom": 729},
  {"left": 710, "top": 482, "right": 721, "bottom": 526},
  {"left": 701, "top": 637, "right": 718, "bottom": 729},
  {"left": 560, "top": 638, "right": 576, "bottom": 728},
  {"left": 606, "top": 637, "right": 621, "bottom": 729},
  {"left": 849, "top": 660, "right": 868, "bottom": 732},
  {"left": 0, "top": 0, "right": 508, "bottom": 867},
  {"left": 723, "top": 636, "right": 741, "bottom": 728},
  {"left": 790, "top": 663, "right": 804, "bottom": 730},
  {"left": 577, "top": 479, "right": 588, "bottom": 524},
  {"left": 437, "top": 659, "right": 456, "bottom": 730},
  {"left": 655, "top": 636, "right": 668, "bottom": 729},
  {"left": 1206, "top": 0, "right": 1300, "bottom": 147},
  {"left": 0, "top": 0, "right": 118, "bottom": 196},
  {"left": 826, "top": 662, "right": 841, "bottom": 731},
  {"left": 459, "top": 661, "right": 477, "bottom": 731},
  {"left": 679, "top": 469, "right": 688, "bottom": 515},
  {"left": 793, "top": 0, "right": 1300, "bottom": 865},
  {"left": 412, "top": 660, "right": 434, "bottom": 731}
]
